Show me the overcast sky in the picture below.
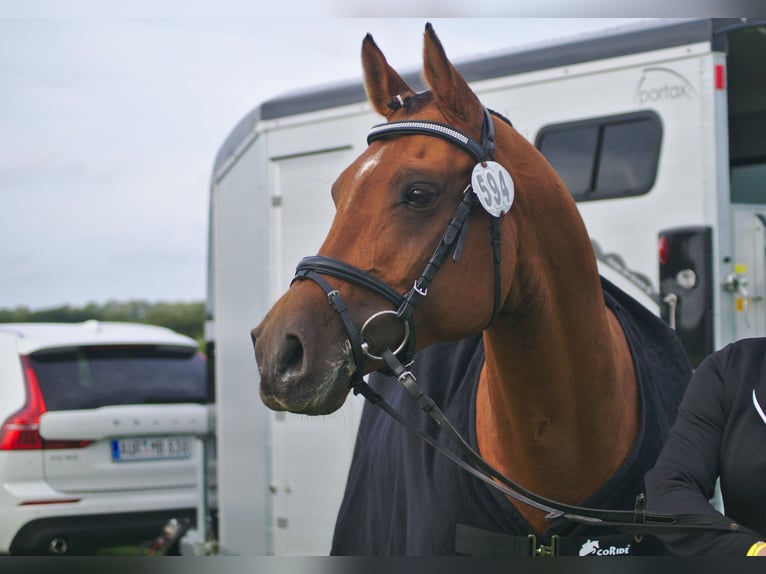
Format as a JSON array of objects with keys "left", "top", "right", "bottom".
[{"left": 0, "top": 10, "right": 697, "bottom": 309}]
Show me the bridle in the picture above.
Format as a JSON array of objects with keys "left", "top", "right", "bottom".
[
  {"left": 293, "top": 106, "right": 502, "bottom": 376},
  {"left": 290, "top": 106, "right": 728, "bottom": 540}
]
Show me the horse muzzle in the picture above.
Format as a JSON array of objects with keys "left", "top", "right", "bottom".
[{"left": 251, "top": 293, "right": 357, "bottom": 415}]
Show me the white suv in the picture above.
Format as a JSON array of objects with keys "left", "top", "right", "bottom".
[{"left": 0, "top": 321, "right": 213, "bottom": 555}]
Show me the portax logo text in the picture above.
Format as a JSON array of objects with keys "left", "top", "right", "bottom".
[{"left": 635, "top": 67, "right": 696, "bottom": 105}]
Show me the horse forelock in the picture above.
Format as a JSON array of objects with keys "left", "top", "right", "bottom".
[{"left": 387, "top": 90, "right": 434, "bottom": 116}]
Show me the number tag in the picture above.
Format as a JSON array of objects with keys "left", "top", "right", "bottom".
[{"left": 471, "top": 161, "right": 514, "bottom": 217}]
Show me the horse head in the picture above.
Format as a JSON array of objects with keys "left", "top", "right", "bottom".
[{"left": 252, "top": 24, "right": 588, "bottom": 416}]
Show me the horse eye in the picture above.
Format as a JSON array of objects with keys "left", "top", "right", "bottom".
[{"left": 404, "top": 187, "right": 435, "bottom": 207}]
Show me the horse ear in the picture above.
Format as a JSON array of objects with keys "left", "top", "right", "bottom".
[
  {"left": 362, "top": 33, "right": 416, "bottom": 118},
  {"left": 422, "top": 23, "right": 484, "bottom": 131}
]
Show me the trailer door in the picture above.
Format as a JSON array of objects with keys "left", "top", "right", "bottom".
[
  {"left": 727, "top": 203, "right": 766, "bottom": 341},
  {"left": 723, "top": 26, "right": 766, "bottom": 343},
  {"left": 269, "top": 147, "right": 365, "bottom": 555}
]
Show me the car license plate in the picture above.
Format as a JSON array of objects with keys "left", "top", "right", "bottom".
[{"left": 111, "top": 436, "right": 192, "bottom": 462}]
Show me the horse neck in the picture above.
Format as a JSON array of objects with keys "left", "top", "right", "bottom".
[{"left": 475, "top": 183, "right": 639, "bottom": 528}]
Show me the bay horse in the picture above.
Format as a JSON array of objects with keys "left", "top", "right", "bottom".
[{"left": 252, "top": 24, "right": 692, "bottom": 555}]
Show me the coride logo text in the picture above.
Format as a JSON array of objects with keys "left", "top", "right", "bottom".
[{"left": 579, "top": 539, "right": 632, "bottom": 556}]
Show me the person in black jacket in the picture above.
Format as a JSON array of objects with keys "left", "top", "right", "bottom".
[{"left": 645, "top": 337, "right": 766, "bottom": 556}]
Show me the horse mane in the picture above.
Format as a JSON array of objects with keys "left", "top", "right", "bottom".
[{"left": 488, "top": 108, "right": 513, "bottom": 129}]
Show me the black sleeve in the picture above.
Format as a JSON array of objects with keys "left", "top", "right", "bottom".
[{"left": 644, "top": 345, "right": 761, "bottom": 555}]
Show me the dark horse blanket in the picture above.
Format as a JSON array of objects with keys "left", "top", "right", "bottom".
[{"left": 330, "top": 277, "right": 692, "bottom": 556}]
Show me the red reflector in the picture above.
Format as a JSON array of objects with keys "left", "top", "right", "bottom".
[
  {"left": 659, "top": 235, "right": 670, "bottom": 266},
  {"left": 19, "top": 498, "right": 81, "bottom": 506},
  {"left": 715, "top": 64, "right": 726, "bottom": 90},
  {"left": 44, "top": 440, "right": 94, "bottom": 450}
]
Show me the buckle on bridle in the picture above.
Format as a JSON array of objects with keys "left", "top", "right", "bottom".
[
  {"left": 412, "top": 279, "right": 428, "bottom": 297},
  {"left": 528, "top": 534, "right": 559, "bottom": 557}
]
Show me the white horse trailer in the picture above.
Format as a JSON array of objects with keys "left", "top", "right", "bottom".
[{"left": 207, "top": 18, "right": 766, "bottom": 555}]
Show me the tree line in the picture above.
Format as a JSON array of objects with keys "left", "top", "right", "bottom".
[{"left": 0, "top": 301, "right": 206, "bottom": 349}]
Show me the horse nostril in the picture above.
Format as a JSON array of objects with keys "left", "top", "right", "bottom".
[{"left": 278, "top": 334, "right": 305, "bottom": 377}]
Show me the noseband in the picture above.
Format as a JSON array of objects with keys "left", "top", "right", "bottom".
[{"left": 292, "top": 107, "right": 502, "bottom": 382}]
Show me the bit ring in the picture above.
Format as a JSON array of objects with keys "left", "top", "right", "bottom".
[{"left": 359, "top": 310, "right": 410, "bottom": 361}]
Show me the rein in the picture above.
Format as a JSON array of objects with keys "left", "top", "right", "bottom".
[
  {"left": 354, "top": 349, "right": 728, "bottom": 538},
  {"left": 290, "top": 107, "right": 728, "bottom": 540}
]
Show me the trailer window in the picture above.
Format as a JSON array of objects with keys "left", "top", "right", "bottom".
[
  {"left": 536, "top": 111, "right": 662, "bottom": 202},
  {"left": 731, "top": 163, "right": 766, "bottom": 204}
]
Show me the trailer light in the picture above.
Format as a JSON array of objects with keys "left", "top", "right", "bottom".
[
  {"left": 659, "top": 235, "right": 670, "bottom": 266},
  {"left": 715, "top": 64, "right": 726, "bottom": 90},
  {"left": 19, "top": 498, "right": 81, "bottom": 506}
]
